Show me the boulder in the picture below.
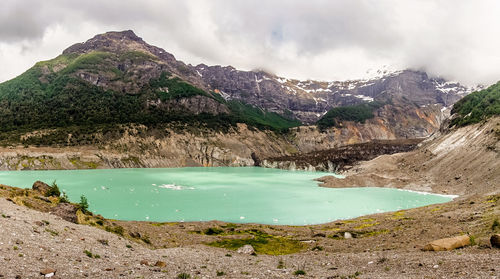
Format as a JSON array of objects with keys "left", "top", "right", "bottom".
[
  {"left": 237, "top": 244, "right": 256, "bottom": 255},
  {"left": 52, "top": 202, "right": 78, "bottom": 223},
  {"left": 32, "top": 181, "right": 51, "bottom": 195},
  {"left": 422, "top": 235, "right": 471, "bottom": 251},
  {"left": 491, "top": 234, "right": 500, "bottom": 248}
]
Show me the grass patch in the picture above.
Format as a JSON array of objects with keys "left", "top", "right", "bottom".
[
  {"left": 207, "top": 230, "right": 305, "bottom": 255},
  {"left": 69, "top": 157, "right": 99, "bottom": 169},
  {"left": 105, "top": 225, "right": 124, "bottom": 236},
  {"left": 45, "top": 228, "right": 59, "bottom": 236},
  {"left": 84, "top": 249, "right": 101, "bottom": 259},
  {"left": 354, "top": 222, "right": 379, "bottom": 229}
]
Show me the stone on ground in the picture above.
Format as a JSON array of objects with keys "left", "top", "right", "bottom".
[
  {"left": 422, "top": 235, "right": 471, "bottom": 251},
  {"left": 237, "top": 245, "right": 255, "bottom": 255}
]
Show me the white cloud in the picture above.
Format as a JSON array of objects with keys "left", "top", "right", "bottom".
[{"left": 0, "top": 0, "right": 499, "bottom": 86}]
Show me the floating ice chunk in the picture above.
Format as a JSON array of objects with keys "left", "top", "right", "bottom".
[
  {"left": 240, "top": 216, "right": 245, "bottom": 220},
  {"left": 272, "top": 218, "right": 278, "bottom": 223},
  {"left": 158, "top": 183, "right": 195, "bottom": 190},
  {"left": 145, "top": 216, "right": 150, "bottom": 220}
]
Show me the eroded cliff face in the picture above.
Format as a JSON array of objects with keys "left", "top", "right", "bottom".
[
  {"left": 0, "top": 124, "right": 295, "bottom": 170},
  {"left": 0, "top": 106, "right": 442, "bottom": 171},
  {"left": 293, "top": 102, "right": 444, "bottom": 152}
]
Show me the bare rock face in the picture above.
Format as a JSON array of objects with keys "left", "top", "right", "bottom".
[
  {"left": 422, "top": 235, "right": 471, "bottom": 251},
  {"left": 491, "top": 234, "right": 500, "bottom": 248},
  {"left": 32, "top": 181, "right": 51, "bottom": 195},
  {"left": 52, "top": 202, "right": 79, "bottom": 223}
]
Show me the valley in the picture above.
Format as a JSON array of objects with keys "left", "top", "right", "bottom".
[{"left": 0, "top": 30, "right": 498, "bottom": 278}]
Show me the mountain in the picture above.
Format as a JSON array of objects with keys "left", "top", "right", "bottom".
[
  {"left": 0, "top": 30, "right": 300, "bottom": 140},
  {"left": 0, "top": 30, "right": 482, "bottom": 167},
  {"left": 195, "top": 65, "right": 475, "bottom": 124}
]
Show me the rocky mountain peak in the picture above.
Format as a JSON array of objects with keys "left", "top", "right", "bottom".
[{"left": 62, "top": 30, "right": 147, "bottom": 55}]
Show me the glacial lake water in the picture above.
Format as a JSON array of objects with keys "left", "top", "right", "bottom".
[{"left": 0, "top": 167, "right": 455, "bottom": 225}]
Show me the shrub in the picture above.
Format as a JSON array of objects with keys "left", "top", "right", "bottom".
[
  {"left": 45, "top": 181, "right": 61, "bottom": 197},
  {"left": 177, "top": 273, "right": 191, "bottom": 279},
  {"left": 293, "top": 270, "right": 306, "bottom": 276},
  {"left": 59, "top": 191, "right": 69, "bottom": 203},
  {"left": 492, "top": 218, "right": 500, "bottom": 231},
  {"left": 105, "top": 225, "right": 124, "bottom": 236},
  {"left": 78, "top": 195, "right": 89, "bottom": 213},
  {"left": 204, "top": 227, "right": 224, "bottom": 235}
]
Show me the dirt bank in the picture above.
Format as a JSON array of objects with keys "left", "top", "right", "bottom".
[{"left": 318, "top": 117, "right": 500, "bottom": 197}]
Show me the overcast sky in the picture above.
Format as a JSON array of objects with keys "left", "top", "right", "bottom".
[{"left": 1, "top": 0, "right": 499, "bottom": 86}]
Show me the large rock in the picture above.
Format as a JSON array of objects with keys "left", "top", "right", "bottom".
[
  {"left": 491, "top": 234, "right": 500, "bottom": 248},
  {"left": 32, "top": 181, "right": 51, "bottom": 195},
  {"left": 52, "top": 202, "right": 78, "bottom": 223},
  {"left": 237, "top": 244, "right": 256, "bottom": 255},
  {"left": 422, "top": 235, "right": 471, "bottom": 251}
]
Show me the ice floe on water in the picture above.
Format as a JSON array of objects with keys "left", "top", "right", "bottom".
[{"left": 157, "top": 183, "right": 195, "bottom": 190}]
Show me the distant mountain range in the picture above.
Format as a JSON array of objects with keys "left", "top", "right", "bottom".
[{"left": 0, "top": 30, "right": 481, "bottom": 145}]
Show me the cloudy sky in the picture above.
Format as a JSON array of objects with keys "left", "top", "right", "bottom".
[{"left": 1, "top": 0, "right": 499, "bottom": 86}]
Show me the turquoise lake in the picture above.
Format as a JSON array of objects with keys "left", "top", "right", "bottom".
[{"left": 0, "top": 167, "right": 454, "bottom": 225}]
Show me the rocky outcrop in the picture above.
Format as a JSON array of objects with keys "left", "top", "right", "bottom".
[
  {"left": 32, "top": 181, "right": 51, "bottom": 195},
  {"left": 262, "top": 139, "right": 423, "bottom": 172},
  {"left": 52, "top": 202, "right": 78, "bottom": 223}
]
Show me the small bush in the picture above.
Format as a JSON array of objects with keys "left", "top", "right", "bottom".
[
  {"left": 469, "top": 235, "right": 476, "bottom": 245},
  {"left": 216, "top": 271, "right": 225, "bottom": 276},
  {"left": 84, "top": 249, "right": 100, "bottom": 259},
  {"left": 105, "top": 225, "right": 124, "bottom": 236},
  {"left": 78, "top": 195, "right": 89, "bottom": 213},
  {"left": 177, "top": 273, "right": 191, "bottom": 279},
  {"left": 59, "top": 191, "right": 69, "bottom": 203},
  {"left": 492, "top": 218, "right": 500, "bottom": 231},
  {"left": 293, "top": 270, "right": 306, "bottom": 276},
  {"left": 204, "top": 227, "right": 224, "bottom": 235},
  {"left": 45, "top": 181, "right": 61, "bottom": 197},
  {"left": 312, "top": 246, "right": 323, "bottom": 251},
  {"left": 141, "top": 236, "right": 151, "bottom": 244}
]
